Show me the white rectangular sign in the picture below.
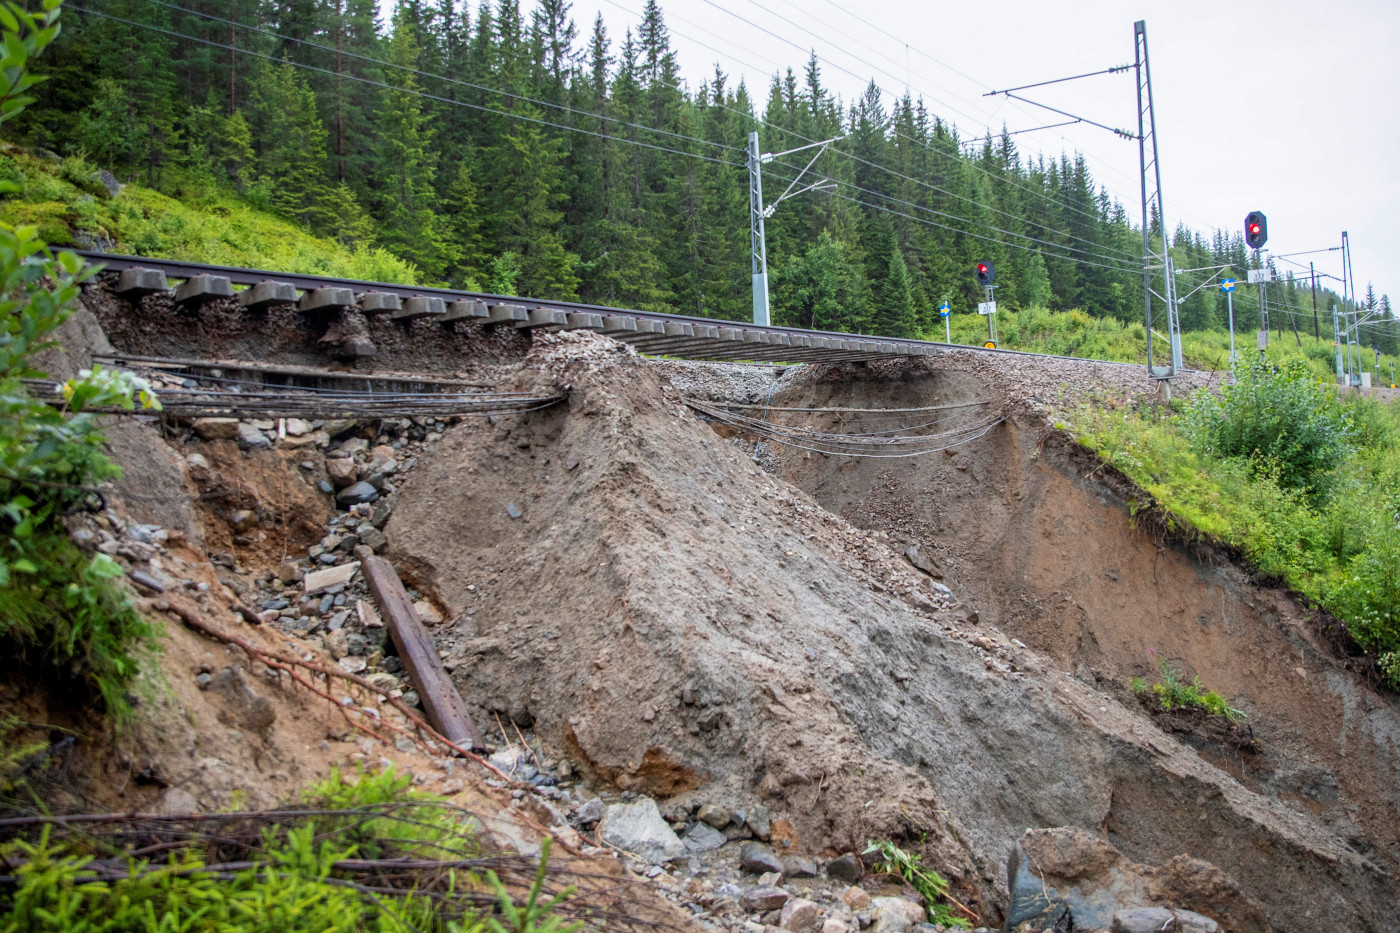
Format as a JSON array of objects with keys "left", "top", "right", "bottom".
[
  {"left": 1247, "top": 269, "right": 1273, "bottom": 284},
  {"left": 977, "top": 301, "right": 997, "bottom": 316}
]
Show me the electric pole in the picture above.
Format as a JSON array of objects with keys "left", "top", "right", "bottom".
[
  {"left": 1310, "top": 262, "right": 1319, "bottom": 339},
  {"left": 1134, "top": 20, "right": 1181, "bottom": 379},
  {"left": 746, "top": 131, "right": 841, "bottom": 327}
]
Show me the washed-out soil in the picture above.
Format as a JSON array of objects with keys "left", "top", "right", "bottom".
[
  {"left": 379, "top": 335, "right": 1396, "bottom": 931},
  {"left": 762, "top": 355, "right": 1400, "bottom": 908}
]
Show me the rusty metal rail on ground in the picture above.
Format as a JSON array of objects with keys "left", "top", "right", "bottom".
[{"left": 72, "top": 249, "right": 1193, "bottom": 372}]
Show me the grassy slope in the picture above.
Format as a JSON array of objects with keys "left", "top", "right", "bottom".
[
  {"left": 942, "top": 304, "right": 1399, "bottom": 386},
  {"left": 0, "top": 147, "right": 420, "bottom": 282}
]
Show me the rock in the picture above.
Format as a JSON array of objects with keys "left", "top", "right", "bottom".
[
  {"left": 193, "top": 418, "right": 239, "bottom": 440},
  {"left": 337, "top": 656, "right": 367, "bottom": 674},
  {"left": 326, "top": 629, "right": 350, "bottom": 660},
  {"left": 574, "top": 796, "right": 606, "bottom": 826},
  {"left": 682, "top": 821, "right": 727, "bottom": 853},
  {"left": 236, "top": 422, "right": 272, "bottom": 449},
  {"left": 277, "top": 560, "right": 303, "bottom": 584},
  {"left": 337, "top": 481, "right": 379, "bottom": 506},
  {"left": 370, "top": 495, "right": 395, "bottom": 527},
  {"left": 357, "top": 525, "right": 387, "bottom": 552},
  {"left": 323, "top": 419, "right": 357, "bottom": 439},
  {"left": 303, "top": 561, "right": 360, "bottom": 596},
  {"left": 413, "top": 600, "right": 443, "bottom": 625},
  {"left": 184, "top": 452, "right": 210, "bottom": 480},
  {"left": 821, "top": 920, "right": 849, "bottom": 933},
  {"left": 158, "top": 786, "right": 198, "bottom": 815},
  {"left": 1112, "top": 908, "right": 1220, "bottom": 933},
  {"left": 284, "top": 418, "right": 311, "bottom": 437},
  {"left": 326, "top": 458, "right": 359, "bottom": 487},
  {"left": 229, "top": 509, "right": 258, "bottom": 533},
  {"left": 195, "top": 672, "right": 213, "bottom": 689},
  {"left": 739, "top": 885, "right": 790, "bottom": 913},
  {"left": 401, "top": 690, "right": 420, "bottom": 708},
  {"left": 506, "top": 502, "right": 523, "bottom": 519},
  {"left": 843, "top": 887, "right": 872, "bottom": 910},
  {"left": 128, "top": 569, "right": 164, "bottom": 593},
  {"left": 596, "top": 798, "right": 686, "bottom": 864},
  {"left": 869, "top": 897, "right": 924, "bottom": 933},
  {"left": 208, "top": 666, "right": 277, "bottom": 732},
  {"left": 698, "top": 803, "right": 732, "bottom": 828},
  {"left": 780, "top": 898, "right": 821, "bottom": 932},
  {"left": 91, "top": 169, "right": 121, "bottom": 199},
  {"left": 783, "top": 856, "right": 818, "bottom": 878},
  {"left": 902, "top": 543, "right": 941, "bottom": 577},
  {"left": 748, "top": 805, "right": 772, "bottom": 840},
  {"left": 1004, "top": 829, "right": 1265, "bottom": 933},
  {"left": 740, "top": 841, "right": 785, "bottom": 875},
  {"left": 827, "top": 853, "right": 864, "bottom": 883}
]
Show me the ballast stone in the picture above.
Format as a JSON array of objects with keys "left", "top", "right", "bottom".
[{"left": 595, "top": 797, "right": 685, "bottom": 864}]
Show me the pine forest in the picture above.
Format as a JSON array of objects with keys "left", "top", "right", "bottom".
[{"left": 6, "top": 0, "right": 1396, "bottom": 351}]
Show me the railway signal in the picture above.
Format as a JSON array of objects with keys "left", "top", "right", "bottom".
[
  {"left": 975, "top": 261, "right": 995, "bottom": 286},
  {"left": 1245, "top": 211, "right": 1267, "bottom": 250}
]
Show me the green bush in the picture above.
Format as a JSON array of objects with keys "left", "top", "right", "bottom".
[
  {"left": 0, "top": 0, "right": 158, "bottom": 722},
  {"left": 1186, "top": 359, "right": 1355, "bottom": 496},
  {"left": 1139, "top": 659, "right": 1247, "bottom": 723},
  {"left": 0, "top": 769, "right": 583, "bottom": 933},
  {"left": 863, "top": 839, "right": 971, "bottom": 928}
]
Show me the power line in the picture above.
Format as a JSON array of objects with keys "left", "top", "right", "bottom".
[
  {"left": 764, "top": 160, "right": 1143, "bottom": 272},
  {"left": 134, "top": 0, "right": 743, "bottom": 155},
  {"left": 600, "top": 0, "right": 1151, "bottom": 258},
  {"left": 70, "top": 5, "right": 742, "bottom": 168}
]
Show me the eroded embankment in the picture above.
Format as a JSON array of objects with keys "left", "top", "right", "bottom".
[
  {"left": 764, "top": 357, "right": 1400, "bottom": 920},
  {"left": 383, "top": 339, "right": 1394, "bottom": 931}
]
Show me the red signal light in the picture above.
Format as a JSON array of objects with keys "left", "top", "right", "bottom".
[
  {"left": 977, "top": 263, "right": 988, "bottom": 273},
  {"left": 1249, "top": 223, "right": 1260, "bottom": 235}
]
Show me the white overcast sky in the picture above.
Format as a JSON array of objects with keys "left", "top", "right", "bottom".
[{"left": 543, "top": 0, "right": 1398, "bottom": 303}]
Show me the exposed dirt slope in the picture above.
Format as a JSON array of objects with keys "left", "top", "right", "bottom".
[{"left": 386, "top": 335, "right": 1394, "bottom": 931}]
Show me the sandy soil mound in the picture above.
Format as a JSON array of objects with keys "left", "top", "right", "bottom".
[{"left": 386, "top": 335, "right": 1394, "bottom": 930}]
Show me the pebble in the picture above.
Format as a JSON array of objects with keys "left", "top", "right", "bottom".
[{"left": 740, "top": 842, "right": 786, "bottom": 875}]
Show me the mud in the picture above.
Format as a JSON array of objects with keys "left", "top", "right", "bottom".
[{"left": 379, "top": 337, "right": 1396, "bottom": 931}]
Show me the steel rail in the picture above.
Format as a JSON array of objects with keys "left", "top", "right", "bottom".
[{"left": 72, "top": 250, "right": 1203, "bottom": 374}]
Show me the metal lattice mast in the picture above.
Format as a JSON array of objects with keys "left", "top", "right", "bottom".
[
  {"left": 1134, "top": 20, "right": 1180, "bottom": 379},
  {"left": 748, "top": 131, "right": 770, "bottom": 327}
]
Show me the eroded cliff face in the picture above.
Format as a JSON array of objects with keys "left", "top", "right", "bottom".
[{"left": 382, "top": 341, "right": 1397, "bottom": 931}]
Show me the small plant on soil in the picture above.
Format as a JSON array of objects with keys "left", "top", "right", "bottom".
[
  {"left": 1134, "top": 659, "right": 1247, "bottom": 723},
  {"left": 862, "top": 839, "right": 972, "bottom": 929}
]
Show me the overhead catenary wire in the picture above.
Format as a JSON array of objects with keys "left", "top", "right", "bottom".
[
  {"left": 69, "top": 5, "right": 741, "bottom": 168},
  {"left": 131, "top": 0, "right": 743, "bottom": 157},
  {"left": 86, "top": 3, "right": 1148, "bottom": 280},
  {"left": 598, "top": 0, "right": 1152, "bottom": 252}
]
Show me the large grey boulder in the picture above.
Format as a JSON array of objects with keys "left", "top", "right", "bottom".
[
  {"left": 595, "top": 797, "right": 685, "bottom": 863},
  {"left": 1112, "top": 907, "right": 1219, "bottom": 933},
  {"left": 1004, "top": 829, "right": 1254, "bottom": 933}
]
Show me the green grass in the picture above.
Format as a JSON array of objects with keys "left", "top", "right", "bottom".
[
  {"left": 862, "top": 839, "right": 971, "bottom": 929},
  {"left": 0, "top": 146, "right": 420, "bottom": 283},
  {"left": 939, "top": 304, "right": 1399, "bottom": 385},
  {"left": 1070, "top": 386, "right": 1400, "bottom": 688}
]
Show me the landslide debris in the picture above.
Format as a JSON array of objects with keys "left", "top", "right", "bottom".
[{"left": 384, "top": 332, "right": 1394, "bottom": 931}]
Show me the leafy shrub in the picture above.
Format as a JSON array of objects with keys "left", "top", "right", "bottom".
[
  {"left": 1141, "top": 659, "right": 1247, "bottom": 723},
  {"left": 1185, "top": 359, "right": 1354, "bottom": 495},
  {"left": 0, "top": 2, "right": 158, "bottom": 722},
  {"left": 863, "top": 839, "right": 971, "bottom": 928},
  {"left": 1330, "top": 496, "right": 1400, "bottom": 689},
  {"left": 0, "top": 769, "right": 583, "bottom": 933}
]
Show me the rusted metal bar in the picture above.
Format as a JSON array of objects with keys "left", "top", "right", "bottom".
[{"left": 362, "top": 556, "right": 486, "bottom": 753}]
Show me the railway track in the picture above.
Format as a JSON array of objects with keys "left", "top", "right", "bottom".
[{"left": 74, "top": 250, "right": 1185, "bottom": 373}]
